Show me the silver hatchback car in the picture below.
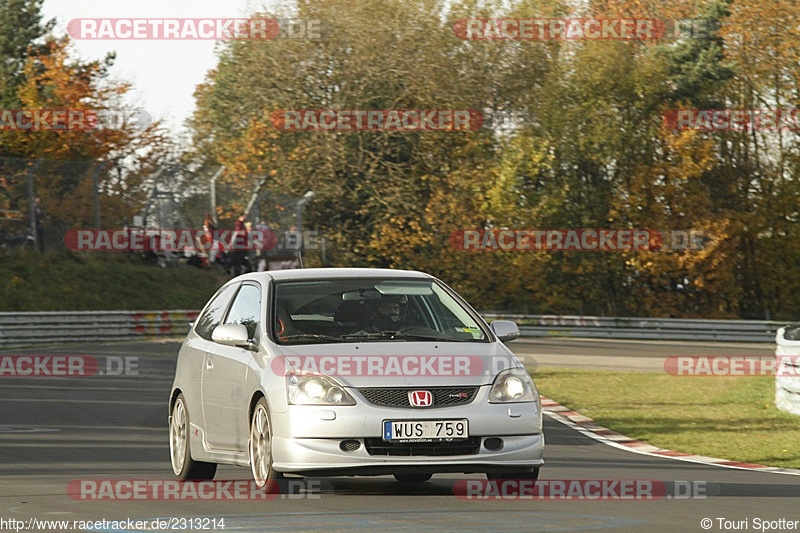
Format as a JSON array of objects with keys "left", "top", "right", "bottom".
[{"left": 169, "top": 268, "right": 544, "bottom": 485}]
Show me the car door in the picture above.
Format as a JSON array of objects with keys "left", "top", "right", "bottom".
[
  {"left": 202, "top": 282, "right": 262, "bottom": 451},
  {"left": 189, "top": 282, "right": 240, "bottom": 437}
]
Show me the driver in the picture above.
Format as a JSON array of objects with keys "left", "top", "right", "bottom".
[{"left": 366, "top": 294, "right": 408, "bottom": 332}]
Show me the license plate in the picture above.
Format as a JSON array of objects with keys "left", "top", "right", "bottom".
[{"left": 383, "top": 419, "right": 468, "bottom": 441}]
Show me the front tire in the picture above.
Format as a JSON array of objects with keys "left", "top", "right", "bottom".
[
  {"left": 250, "top": 398, "right": 281, "bottom": 488},
  {"left": 170, "top": 393, "right": 217, "bottom": 480}
]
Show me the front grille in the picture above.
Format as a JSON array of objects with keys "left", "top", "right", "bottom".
[
  {"left": 364, "top": 437, "right": 481, "bottom": 456},
  {"left": 358, "top": 387, "right": 478, "bottom": 408}
]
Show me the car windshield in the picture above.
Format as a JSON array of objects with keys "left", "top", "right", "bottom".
[{"left": 273, "top": 278, "right": 488, "bottom": 344}]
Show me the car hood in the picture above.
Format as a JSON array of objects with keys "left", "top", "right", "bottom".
[{"left": 270, "top": 341, "right": 520, "bottom": 387}]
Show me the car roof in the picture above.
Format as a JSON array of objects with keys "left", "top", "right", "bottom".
[{"left": 233, "top": 267, "right": 433, "bottom": 283}]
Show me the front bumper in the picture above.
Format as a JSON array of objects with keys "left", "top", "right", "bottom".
[
  {"left": 271, "top": 434, "right": 544, "bottom": 475},
  {"left": 270, "top": 385, "right": 544, "bottom": 474}
]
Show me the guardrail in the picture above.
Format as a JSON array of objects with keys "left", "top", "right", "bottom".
[
  {"left": 482, "top": 313, "right": 785, "bottom": 343},
  {"left": 0, "top": 310, "right": 199, "bottom": 349},
  {"left": 1, "top": 310, "right": 786, "bottom": 348}
]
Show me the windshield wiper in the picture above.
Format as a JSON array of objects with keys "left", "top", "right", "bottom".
[
  {"left": 279, "top": 333, "right": 343, "bottom": 344},
  {"left": 341, "top": 331, "right": 403, "bottom": 341},
  {"left": 391, "top": 333, "right": 472, "bottom": 342},
  {"left": 342, "top": 331, "right": 471, "bottom": 342}
]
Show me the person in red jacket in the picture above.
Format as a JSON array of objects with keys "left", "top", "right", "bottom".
[{"left": 230, "top": 213, "right": 248, "bottom": 276}]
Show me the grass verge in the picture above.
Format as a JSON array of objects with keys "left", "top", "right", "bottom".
[
  {"left": 0, "top": 250, "right": 229, "bottom": 311},
  {"left": 532, "top": 368, "right": 800, "bottom": 469}
]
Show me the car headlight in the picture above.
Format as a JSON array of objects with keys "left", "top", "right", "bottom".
[
  {"left": 287, "top": 372, "right": 356, "bottom": 406},
  {"left": 489, "top": 367, "right": 538, "bottom": 403}
]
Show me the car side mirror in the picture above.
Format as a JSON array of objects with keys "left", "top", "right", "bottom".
[
  {"left": 491, "top": 320, "right": 520, "bottom": 342},
  {"left": 211, "top": 323, "right": 251, "bottom": 348}
]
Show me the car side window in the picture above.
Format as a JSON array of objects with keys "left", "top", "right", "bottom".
[
  {"left": 195, "top": 283, "right": 239, "bottom": 341},
  {"left": 224, "top": 284, "right": 261, "bottom": 341}
]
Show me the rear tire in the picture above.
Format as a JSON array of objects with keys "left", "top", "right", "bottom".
[
  {"left": 170, "top": 393, "right": 217, "bottom": 480},
  {"left": 394, "top": 473, "right": 432, "bottom": 483},
  {"left": 486, "top": 468, "right": 539, "bottom": 481}
]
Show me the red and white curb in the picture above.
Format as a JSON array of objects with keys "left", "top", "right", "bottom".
[{"left": 541, "top": 396, "right": 800, "bottom": 476}]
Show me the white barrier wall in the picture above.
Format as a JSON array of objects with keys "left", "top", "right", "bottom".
[{"left": 775, "top": 327, "right": 800, "bottom": 416}]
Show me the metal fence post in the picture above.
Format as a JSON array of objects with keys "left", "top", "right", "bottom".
[
  {"left": 295, "top": 191, "right": 314, "bottom": 267},
  {"left": 92, "top": 165, "right": 100, "bottom": 230},
  {"left": 91, "top": 161, "right": 110, "bottom": 230},
  {"left": 209, "top": 167, "right": 223, "bottom": 225},
  {"left": 26, "top": 159, "right": 42, "bottom": 250}
]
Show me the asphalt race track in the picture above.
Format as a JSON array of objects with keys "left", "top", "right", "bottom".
[{"left": 0, "top": 339, "right": 797, "bottom": 533}]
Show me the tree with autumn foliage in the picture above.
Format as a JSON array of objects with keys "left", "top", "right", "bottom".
[
  {"left": 188, "top": 0, "right": 800, "bottom": 319},
  {"left": 0, "top": 1, "right": 176, "bottom": 233}
]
